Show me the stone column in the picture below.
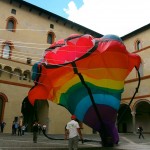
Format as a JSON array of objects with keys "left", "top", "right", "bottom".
[{"left": 131, "top": 111, "right": 136, "bottom": 134}]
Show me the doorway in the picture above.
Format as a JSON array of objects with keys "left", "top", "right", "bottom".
[
  {"left": 21, "top": 97, "right": 49, "bottom": 132},
  {"left": 117, "top": 104, "right": 132, "bottom": 133}
]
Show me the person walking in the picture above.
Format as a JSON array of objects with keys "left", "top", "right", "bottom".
[
  {"left": 65, "top": 115, "right": 83, "bottom": 150},
  {"left": 32, "top": 121, "right": 39, "bottom": 143},
  {"left": 0, "top": 121, "right": 6, "bottom": 133},
  {"left": 38, "top": 123, "right": 42, "bottom": 135},
  {"left": 13, "top": 121, "right": 18, "bottom": 135},
  {"left": 138, "top": 126, "right": 144, "bottom": 139},
  {"left": 12, "top": 121, "right": 15, "bottom": 135},
  {"left": 42, "top": 124, "right": 47, "bottom": 134},
  {"left": 18, "top": 125, "right": 22, "bottom": 136},
  {"left": 21, "top": 125, "right": 26, "bottom": 135}
]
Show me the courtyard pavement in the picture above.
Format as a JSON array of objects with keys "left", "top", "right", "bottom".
[{"left": 0, "top": 132, "right": 150, "bottom": 150}]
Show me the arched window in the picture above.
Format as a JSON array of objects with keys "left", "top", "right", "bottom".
[
  {"left": 14, "top": 68, "right": 22, "bottom": 80},
  {"left": 7, "top": 20, "right": 14, "bottom": 31},
  {"left": 47, "top": 32, "right": 55, "bottom": 44},
  {"left": 6, "top": 16, "right": 17, "bottom": 32},
  {"left": 1, "top": 42, "right": 14, "bottom": 59},
  {"left": 135, "top": 40, "right": 142, "bottom": 50},
  {"left": 2, "top": 44, "right": 11, "bottom": 59},
  {"left": 23, "top": 70, "right": 31, "bottom": 82},
  {"left": 3, "top": 66, "right": 13, "bottom": 78}
]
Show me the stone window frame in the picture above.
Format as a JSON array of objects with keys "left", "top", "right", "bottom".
[
  {"left": 6, "top": 16, "right": 17, "bottom": 32},
  {"left": 47, "top": 31, "right": 55, "bottom": 44},
  {"left": 1, "top": 41, "right": 14, "bottom": 59},
  {"left": 135, "top": 39, "right": 142, "bottom": 51}
]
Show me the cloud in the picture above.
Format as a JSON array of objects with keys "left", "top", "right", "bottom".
[
  {"left": 64, "top": 0, "right": 150, "bottom": 36},
  {"left": 63, "top": 1, "right": 78, "bottom": 15}
]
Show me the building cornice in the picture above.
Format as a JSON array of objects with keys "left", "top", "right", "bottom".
[
  {"left": 122, "top": 94, "right": 150, "bottom": 101},
  {"left": 121, "top": 23, "right": 150, "bottom": 40},
  {"left": 0, "top": 79, "right": 32, "bottom": 88},
  {"left": 125, "top": 75, "right": 150, "bottom": 84}
]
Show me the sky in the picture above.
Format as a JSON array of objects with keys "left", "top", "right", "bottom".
[{"left": 24, "top": 0, "right": 150, "bottom": 36}]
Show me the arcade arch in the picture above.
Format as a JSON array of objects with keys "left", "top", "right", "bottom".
[
  {"left": 117, "top": 104, "right": 132, "bottom": 133},
  {"left": 117, "top": 100, "right": 150, "bottom": 133},
  {"left": 0, "top": 93, "right": 8, "bottom": 122},
  {"left": 0, "top": 65, "right": 32, "bottom": 82},
  {"left": 132, "top": 100, "right": 150, "bottom": 133}
]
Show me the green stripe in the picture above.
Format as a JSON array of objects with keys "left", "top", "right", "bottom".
[{"left": 59, "top": 82, "right": 123, "bottom": 113}]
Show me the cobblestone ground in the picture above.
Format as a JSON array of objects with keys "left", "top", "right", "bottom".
[{"left": 0, "top": 133, "right": 150, "bottom": 150}]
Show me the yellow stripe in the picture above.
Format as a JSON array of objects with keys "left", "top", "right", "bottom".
[
  {"left": 78, "top": 68, "right": 128, "bottom": 80},
  {"left": 53, "top": 76, "right": 124, "bottom": 103}
]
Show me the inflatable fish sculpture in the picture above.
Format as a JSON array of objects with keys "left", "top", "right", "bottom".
[{"left": 28, "top": 34, "right": 141, "bottom": 146}]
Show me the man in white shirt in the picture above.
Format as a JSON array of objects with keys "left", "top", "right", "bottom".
[{"left": 65, "top": 115, "right": 83, "bottom": 150}]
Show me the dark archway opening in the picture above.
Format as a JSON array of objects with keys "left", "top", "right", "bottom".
[
  {"left": 117, "top": 104, "right": 132, "bottom": 133},
  {"left": 136, "top": 101, "right": 150, "bottom": 133},
  {"left": 21, "top": 97, "right": 49, "bottom": 132},
  {"left": 0, "top": 97, "right": 3, "bottom": 122},
  {"left": 21, "top": 97, "right": 34, "bottom": 131}
]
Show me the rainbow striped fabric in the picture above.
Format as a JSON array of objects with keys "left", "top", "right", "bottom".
[{"left": 28, "top": 34, "right": 141, "bottom": 144}]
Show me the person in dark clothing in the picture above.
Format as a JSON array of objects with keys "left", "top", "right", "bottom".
[
  {"left": 0, "top": 121, "right": 6, "bottom": 133},
  {"left": 21, "top": 125, "right": 26, "bottom": 135},
  {"left": 12, "top": 121, "right": 18, "bottom": 135},
  {"left": 42, "top": 124, "right": 47, "bottom": 134},
  {"left": 38, "top": 124, "right": 42, "bottom": 135},
  {"left": 32, "top": 121, "right": 39, "bottom": 143},
  {"left": 138, "top": 126, "right": 144, "bottom": 139},
  {"left": 18, "top": 125, "right": 22, "bottom": 136},
  {"left": 12, "top": 121, "right": 15, "bottom": 135}
]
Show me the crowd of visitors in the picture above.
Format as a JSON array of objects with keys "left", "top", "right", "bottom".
[
  {"left": 0, "top": 120, "right": 46, "bottom": 137},
  {"left": 0, "top": 119, "right": 47, "bottom": 144},
  {"left": 11, "top": 121, "right": 28, "bottom": 136}
]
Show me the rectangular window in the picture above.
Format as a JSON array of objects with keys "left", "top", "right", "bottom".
[{"left": 11, "top": 9, "right": 16, "bottom": 15}]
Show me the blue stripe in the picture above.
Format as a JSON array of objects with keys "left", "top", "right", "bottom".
[{"left": 74, "top": 94, "right": 120, "bottom": 121}]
